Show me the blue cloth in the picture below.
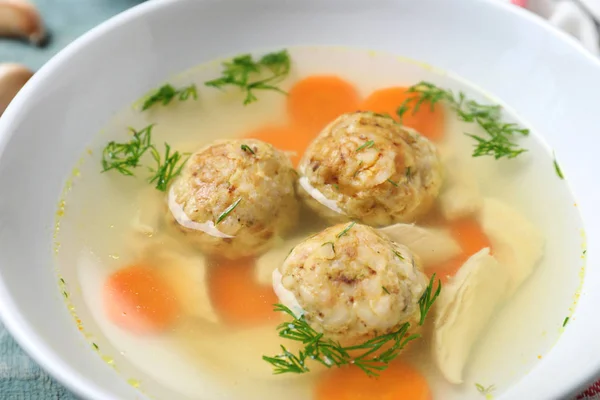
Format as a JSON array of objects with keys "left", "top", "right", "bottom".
[{"left": 0, "top": 1, "right": 143, "bottom": 398}]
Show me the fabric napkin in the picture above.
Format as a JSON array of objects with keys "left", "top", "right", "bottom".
[{"left": 1, "top": 0, "right": 600, "bottom": 399}]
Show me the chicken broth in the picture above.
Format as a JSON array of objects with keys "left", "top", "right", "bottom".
[{"left": 54, "top": 46, "right": 584, "bottom": 400}]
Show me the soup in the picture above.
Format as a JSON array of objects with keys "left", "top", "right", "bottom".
[{"left": 54, "top": 47, "right": 585, "bottom": 400}]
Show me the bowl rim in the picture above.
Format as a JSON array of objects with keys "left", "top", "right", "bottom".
[{"left": 1, "top": 0, "right": 600, "bottom": 399}]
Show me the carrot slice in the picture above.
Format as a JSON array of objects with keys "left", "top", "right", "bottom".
[
  {"left": 103, "top": 265, "right": 180, "bottom": 334},
  {"left": 428, "top": 218, "right": 492, "bottom": 283},
  {"left": 450, "top": 218, "right": 492, "bottom": 257},
  {"left": 208, "top": 258, "right": 278, "bottom": 326},
  {"left": 243, "top": 124, "right": 313, "bottom": 167},
  {"left": 315, "top": 363, "right": 431, "bottom": 400},
  {"left": 359, "top": 87, "right": 445, "bottom": 141},
  {"left": 287, "top": 75, "right": 360, "bottom": 134}
]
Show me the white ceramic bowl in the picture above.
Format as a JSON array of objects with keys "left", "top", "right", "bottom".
[{"left": 1, "top": 0, "right": 599, "bottom": 399}]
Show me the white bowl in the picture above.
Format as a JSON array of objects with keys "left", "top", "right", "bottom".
[{"left": 1, "top": 0, "right": 599, "bottom": 399}]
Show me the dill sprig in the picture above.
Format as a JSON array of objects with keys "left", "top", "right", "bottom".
[
  {"left": 418, "top": 274, "right": 442, "bottom": 326},
  {"left": 216, "top": 198, "right": 242, "bottom": 224},
  {"left": 397, "top": 81, "right": 529, "bottom": 159},
  {"left": 475, "top": 383, "right": 496, "bottom": 396},
  {"left": 263, "top": 276, "right": 441, "bottom": 376},
  {"left": 336, "top": 221, "right": 356, "bottom": 238},
  {"left": 241, "top": 144, "right": 255, "bottom": 154},
  {"left": 148, "top": 144, "right": 190, "bottom": 192},
  {"left": 101, "top": 125, "right": 154, "bottom": 176},
  {"left": 356, "top": 140, "right": 375, "bottom": 152},
  {"left": 553, "top": 153, "right": 564, "bottom": 180},
  {"left": 141, "top": 84, "right": 198, "bottom": 111},
  {"left": 205, "top": 49, "right": 291, "bottom": 105},
  {"left": 101, "top": 124, "right": 188, "bottom": 192}
]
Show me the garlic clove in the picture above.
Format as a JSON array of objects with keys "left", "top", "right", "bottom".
[
  {"left": 0, "top": 0, "right": 47, "bottom": 45},
  {"left": 0, "top": 63, "right": 34, "bottom": 116}
]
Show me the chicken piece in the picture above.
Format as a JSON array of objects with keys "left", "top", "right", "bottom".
[
  {"left": 297, "top": 112, "right": 443, "bottom": 227},
  {"left": 141, "top": 243, "right": 218, "bottom": 324},
  {"left": 273, "top": 223, "right": 428, "bottom": 344},
  {"left": 433, "top": 248, "right": 508, "bottom": 384},
  {"left": 437, "top": 146, "right": 482, "bottom": 221},
  {"left": 478, "top": 198, "right": 544, "bottom": 294},
  {"left": 168, "top": 138, "right": 299, "bottom": 259},
  {"left": 378, "top": 223, "right": 461, "bottom": 267}
]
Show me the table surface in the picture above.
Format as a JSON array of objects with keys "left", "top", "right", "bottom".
[{"left": 0, "top": 2, "right": 143, "bottom": 398}]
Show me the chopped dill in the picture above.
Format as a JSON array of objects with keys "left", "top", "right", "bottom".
[
  {"left": 584, "top": 249, "right": 587, "bottom": 255},
  {"left": 356, "top": 140, "right": 375, "bottom": 152},
  {"left": 397, "top": 82, "right": 529, "bottom": 159},
  {"left": 387, "top": 178, "right": 399, "bottom": 187},
  {"left": 382, "top": 286, "right": 390, "bottom": 295},
  {"left": 62, "top": 291, "right": 69, "bottom": 299},
  {"left": 563, "top": 317, "right": 570, "bottom": 327},
  {"left": 216, "top": 198, "right": 242, "bottom": 224},
  {"left": 148, "top": 144, "right": 189, "bottom": 192},
  {"left": 263, "top": 277, "right": 440, "bottom": 376},
  {"left": 322, "top": 242, "right": 335, "bottom": 253},
  {"left": 333, "top": 184, "right": 340, "bottom": 191},
  {"left": 59, "top": 278, "right": 65, "bottom": 284},
  {"left": 241, "top": 144, "right": 255, "bottom": 154},
  {"left": 475, "top": 383, "right": 496, "bottom": 396},
  {"left": 553, "top": 153, "right": 564, "bottom": 179},
  {"left": 205, "top": 49, "right": 290, "bottom": 105},
  {"left": 405, "top": 166, "right": 412, "bottom": 180},
  {"left": 336, "top": 221, "right": 356, "bottom": 238},
  {"left": 92, "top": 343, "right": 99, "bottom": 350},
  {"left": 392, "top": 250, "right": 405, "bottom": 261},
  {"left": 101, "top": 125, "right": 154, "bottom": 176},
  {"left": 101, "top": 124, "right": 187, "bottom": 192},
  {"left": 418, "top": 274, "right": 442, "bottom": 326},
  {"left": 141, "top": 83, "right": 198, "bottom": 111}
]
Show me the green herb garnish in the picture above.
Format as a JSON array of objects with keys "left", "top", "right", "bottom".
[
  {"left": 382, "top": 286, "right": 390, "bottom": 295},
  {"left": 92, "top": 343, "right": 99, "bottom": 350},
  {"left": 148, "top": 144, "right": 190, "bottom": 192},
  {"left": 418, "top": 274, "right": 442, "bottom": 326},
  {"left": 405, "top": 167, "right": 412, "bottom": 180},
  {"left": 563, "top": 317, "right": 570, "bottom": 327},
  {"left": 397, "top": 82, "right": 529, "bottom": 159},
  {"left": 263, "top": 277, "right": 440, "bottom": 376},
  {"left": 553, "top": 153, "right": 564, "bottom": 179},
  {"left": 392, "top": 250, "right": 405, "bottom": 261},
  {"left": 356, "top": 140, "right": 375, "bottom": 152},
  {"left": 216, "top": 198, "right": 242, "bottom": 224},
  {"left": 62, "top": 291, "right": 69, "bottom": 299},
  {"left": 101, "top": 125, "right": 154, "bottom": 176},
  {"left": 387, "top": 178, "right": 399, "bottom": 187},
  {"left": 241, "top": 144, "right": 255, "bottom": 154},
  {"left": 336, "top": 221, "right": 356, "bottom": 238},
  {"left": 584, "top": 249, "right": 587, "bottom": 255},
  {"left": 141, "top": 84, "right": 198, "bottom": 111},
  {"left": 475, "top": 383, "right": 496, "bottom": 396},
  {"left": 205, "top": 50, "right": 290, "bottom": 105}
]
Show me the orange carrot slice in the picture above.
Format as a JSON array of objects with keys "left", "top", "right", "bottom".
[
  {"left": 243, "top": 124, "right": 313, "bottom": 167},
  {"left": 359, "top": 87, "right": 445, "bottom": 142},
  {"left": 103, "top": 265, "right": 180, "bottom": 334},
  {"left": 208, "top": 258, "right": 278, "bottom": 326},
  {"left": 315, "top": 363, "right": 431, "bottom": 400},
  {"left": 287, "top": 75, "right": 360, "bottom": 134},
  {"left": 450, "top": 218, "right": 492, "bottom": 257},
  {"left": 428, "top": 218, "right": 492, "bottom": 283}
]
